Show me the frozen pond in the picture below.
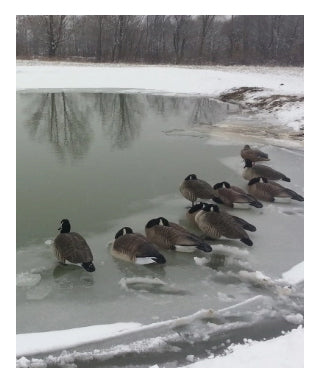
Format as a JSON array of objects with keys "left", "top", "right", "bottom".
[{"left": 16, "top": 91, "right": 303, "bottom": 367}]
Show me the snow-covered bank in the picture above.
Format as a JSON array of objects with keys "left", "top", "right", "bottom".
[
  {"left": 16, "top": 60, "right": 304, "bottom": 133},
  {"left": 16, "top": 257, "right": 304, "bottom": 367},
  {"left": 185, "top": 326, "right": 303, "bottom": 368}
]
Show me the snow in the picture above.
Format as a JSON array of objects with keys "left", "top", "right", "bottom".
[
  {"left": 16, "top": 322, "right": 142, "bottom": 357},
  {"left": 186, "top": 325, "right": 303, "bottom": 368},
  {"left": 16, "top": 60, "right": 304, "bottom": 132},
  {"left": 282, "top": 261, "right": 304, "bottom": 285}
]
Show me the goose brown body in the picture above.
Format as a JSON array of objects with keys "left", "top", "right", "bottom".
[
  {"left": 247, "top": 177, "right": 304, "bottom": 202},
  {"left": 54, "top": 219, "right": 95, "bottom": 272},
  {"left": 179, "top": 174, "right": 214, "bottom": 206},
  {"left": 145, "top": 217, "right": 212, "bottom": 252},
  {"left": 242, "top": 159, "right": 290, "bottom": 182},
  {"left": 213, "top": 181, "right": 263, "bottom": 208},
  {"left": 111, "top": 227, "right": 166, "bottom": 264},
  {"left": 194, "top": 204, "right": 253, "bottom": 246},
  {"left": 241, "top": 145, "right": 270, "bottom": 162},
  {"left": 54, "top": 232, "right": 94, "bottom": 264}
]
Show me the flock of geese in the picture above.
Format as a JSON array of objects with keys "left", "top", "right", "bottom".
[{"left": 53, "top": 144, "right": 304, "bottom": 272}]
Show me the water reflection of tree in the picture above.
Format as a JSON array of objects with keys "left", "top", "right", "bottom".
[
  {"left": 95, "top": 93, "right": 142, "bottom": 149},
  {"left": 27, "top": 92, "right": 92, "bottom": 160},
  {"left": 146, "top": 94, "right": 165, "bottom": 114},
  {"left": 191, "top": 98, "right": 226, "bottom": 125}
]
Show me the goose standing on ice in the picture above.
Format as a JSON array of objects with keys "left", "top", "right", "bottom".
[
  {"left": 54, "top": 219, "right": 95, "bottom": 272},
  {"left": 247, "top": 177, "right": 304, "bottom": 202},
  {"left": 145, "top": 217, "right": 212, "bottom": 253},
  {"left": 242, "top": 159, "right": 291, "bottom": 182},
  {"left": 179, "top": 174, "right": 214, "bottom": 207},
  {"left": 111, "top": 227, "right": 166, "bottom": 265}
]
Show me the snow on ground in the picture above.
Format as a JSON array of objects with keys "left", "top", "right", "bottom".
[
  {"left": 16, "top": 322, "right": 142, "bottom": 357},
  {"left": 16, "top": 258, "right": 304, "bottom": 366},
  {"left": 16, "top": 60, "right": 304, "bottom": 132},
  {"left": 282, "top": 261, "right": 304, "bottom": 285},
  {"left": 185, "top": 325, "right": 303, "bottom": 368}
]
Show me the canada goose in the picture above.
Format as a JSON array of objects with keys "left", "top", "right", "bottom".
[
  {"left": 54, "top": 219, "right": 95, "bottom": 272},
  {"left": 111, "top": 227, "right": 166, "bottom": 265},
  {"left": 179, "top": 174, "right": 214, "bottom": 206},
  {"left": 145, "top": 217, "right": 212, "bottom": 253},
  {"left": 248, "top": 177, "right": 304, "bottom": 202},
  {"left": 241, "top": 145, "right": 270, "bottom": 162},
  {"left": 187, "top": 202, "right": 256, "bottom": 232},
  {"left": 194, "top": 204, "right": 253, "bottom": 246},
  {"left": 212, "top": 181, "right": 263, "bottom": 208},
  {"left": 242, "top": 159, "right": 291, "bottom": 182}
]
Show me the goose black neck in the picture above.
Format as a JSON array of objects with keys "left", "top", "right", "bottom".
[
  {"left": 60, "top": 219, "right": 71, "bottom": 233},
  {"left": 244, "top": 159, "right": 253, "bottom": 168},
  {"left": 185, "top": 174, "right": 197, "bottom": 180}
]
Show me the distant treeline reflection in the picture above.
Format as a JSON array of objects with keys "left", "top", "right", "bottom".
[{"left": 21, "top": 92, "right": 229, "bottom": 159}]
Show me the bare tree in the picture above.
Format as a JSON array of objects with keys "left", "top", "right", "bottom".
[
  {"left": 172, "top": 16, "right": 189, "bottom": 64},
  {"left": 44, "top": 15, "right": 68, "bottom": 57},
  {"left": 16, "top": 15, "right": 304, "bottom": 66},
  {"left": 197, "top": 15, "right": 215, "bottom": 63}
]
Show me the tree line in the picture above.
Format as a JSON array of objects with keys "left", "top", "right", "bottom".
[{"left": 16, "top": 15, "right": 304, "bottom": 66}]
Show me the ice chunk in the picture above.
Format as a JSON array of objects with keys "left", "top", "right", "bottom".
[
  {"left": 26, "top": 284, "right": 52, "bottom": 300},
  {"left": 16, "top": 272, "right": 41, "bottom": 288},
  {"left": 282, "top": 262, "right": 304, "bottom": 285},
  {"left": 284, "top": 313, "right": 304, "bottom": 325},
  {"left": 119, "top": 277, "right": 167, "bottom": 290},
  {"left": 16, "top": 356, "right": 30, "bottom": 368},
  {"left": 193, "top": 256, "right": 211, "bottom": 266}
]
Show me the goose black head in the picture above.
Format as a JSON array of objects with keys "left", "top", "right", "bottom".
[
  {"left": 248, "top": 177, "right": 261, "bottom": 186},
  {"left": 185, "top": 174, "right": 197, "bottom": 181},
  {"left": 188, "top": 202, "right": 204, "bottom": 213},
  {"left": 244, "top": 159, "right": 253, "bottom": 168},
  {"left": 203, "top": 204, "right": 220, "bottom": 213},
  {"left": 145, "top": 218, "right": 160, "bottom": 229},
  {"left": 213, "top": 181, "right": 231, "bottom": 190},
  {"left": 243, "top": 145, "right": 251, "bottom": 150},
  {"left": 58, "top": 219, "right": 71, "bottom": 233},
  {"left": 157, "top": 217, "right": 170, "bottom": 226},
  {"left": 260, "top": 177, "right": 268, "bottom": 183},
  {"left": 115, "top": 227, "right": 133, "bottom": 239}
]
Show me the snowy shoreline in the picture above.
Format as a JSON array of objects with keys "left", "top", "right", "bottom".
[{"left": 16, "top": 60, "right": 304, "bottom": 137}]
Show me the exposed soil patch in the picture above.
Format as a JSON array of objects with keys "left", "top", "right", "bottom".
[
  {"left": 219, "top": 87, "right": 265, "bottom": 102},
  {"left": 218, "top": 87, "right": 304, "bottom": 141},
  {"left": 220, "top": 87, "right": 304, "bottom": 111},
  {"left": 249, "top": 94, "right": 304, "bottom": 111}
]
